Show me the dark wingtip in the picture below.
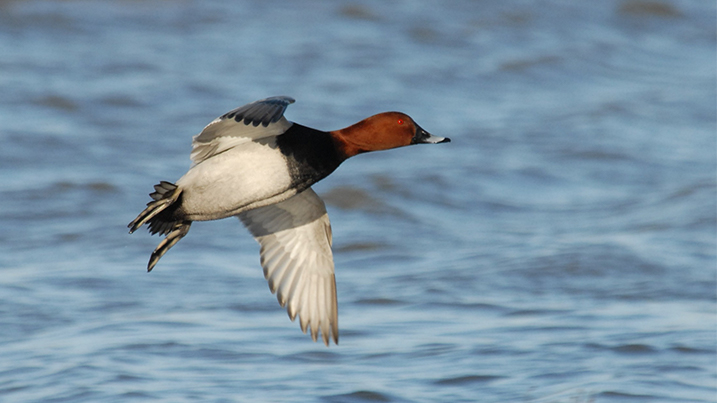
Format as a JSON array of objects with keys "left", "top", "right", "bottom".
[{"left": 440, "top": 137, "right": 451, "bottom": 143}]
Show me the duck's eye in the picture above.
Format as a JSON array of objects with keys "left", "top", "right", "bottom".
[{"left": 397, "top": 119, "right": 404, "bottom": 125}]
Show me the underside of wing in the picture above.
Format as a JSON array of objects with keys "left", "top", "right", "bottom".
[
  {"left": 191, "top": 96, "right": 295, "bottom": 165},
  {"left": 238, "top": 188, "right": 338, "bottom": 346}
]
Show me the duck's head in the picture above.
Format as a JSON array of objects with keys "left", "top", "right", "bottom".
[{"left": 332, "top": 112, "right": 450, "bottom": 158}]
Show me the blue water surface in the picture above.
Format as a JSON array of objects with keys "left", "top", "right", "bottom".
[{"left": 0, "top": 1, "right": 715, "bottom": 402}]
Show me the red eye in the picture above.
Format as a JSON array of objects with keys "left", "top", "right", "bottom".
[{"left": 397, "top": 119, "right": 404, "bottom": 125}]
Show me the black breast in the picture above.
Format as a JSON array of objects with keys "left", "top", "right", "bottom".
[{"left": 275, "top": 123, "right": 344, "bottom": 191}]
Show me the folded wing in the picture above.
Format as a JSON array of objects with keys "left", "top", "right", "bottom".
[
  {"left": 238, "top": 188, "right": 339, "bottom": 346},
  {"left": 191, "top": 96, "right": 295, "bottom": 165}
]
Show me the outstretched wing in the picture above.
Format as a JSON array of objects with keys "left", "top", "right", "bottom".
[
  {"left": 238, "top": 188, "right": 339, "bottom": 346},
  {"left": 191, "top": 96, "right": 295, "bottom": 165}
]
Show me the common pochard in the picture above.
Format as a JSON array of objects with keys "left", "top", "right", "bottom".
[{"left": 128, "top": 96, "right": 450, "bottom": 345}]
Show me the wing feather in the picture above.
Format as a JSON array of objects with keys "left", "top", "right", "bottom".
[
  {"left": 191, "top": 96, "right": 295, "bottom": 165},
  {"left": 238, "top": 188, "right": 339, "bottom": 346}
]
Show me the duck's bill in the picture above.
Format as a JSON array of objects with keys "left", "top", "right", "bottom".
[{"left": 412, "top": 125, "right": 451, "bottom": 144}]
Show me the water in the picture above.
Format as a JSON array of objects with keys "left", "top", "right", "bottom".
[{"left": 0, "top": 0, "right": 715, "bottom": 402}]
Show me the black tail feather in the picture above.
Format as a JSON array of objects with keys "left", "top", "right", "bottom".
[
  {"left": 128, "top": 182, "right": 182, "bottom": 234},
  {"left": 147, "top": 221, "right": 191, "bottom": 272},
  {"left": 128, "top": 181, "right": 192, "bottom": 270}
]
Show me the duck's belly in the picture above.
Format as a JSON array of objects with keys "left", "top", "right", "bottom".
[{"left": 176, "top": 142, "right": 295, "bottom": 221}]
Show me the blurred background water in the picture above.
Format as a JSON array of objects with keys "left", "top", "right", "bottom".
[{"left": 0, "top": 0, "right": 715, "bottom": 402}]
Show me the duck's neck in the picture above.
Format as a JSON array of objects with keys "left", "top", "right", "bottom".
[
  {"left": 330, "top": 119, "right": 379, "bottom": 159},
  {"left": 275, "top": 123, "right": 347, "bottom": 189}
]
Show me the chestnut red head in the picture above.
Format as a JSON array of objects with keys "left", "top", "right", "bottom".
[{"left": 332, "top": 112, "right": 449, "bottom": 158}]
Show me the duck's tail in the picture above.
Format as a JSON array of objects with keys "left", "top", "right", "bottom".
[{"left": 128, "top": 181, "right": 192, "bottom": 272}]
